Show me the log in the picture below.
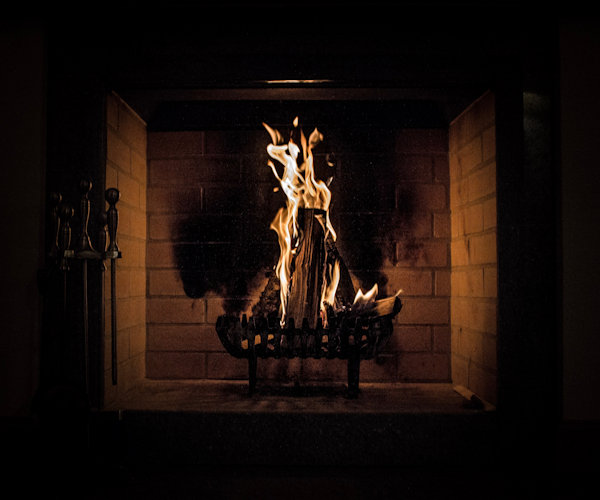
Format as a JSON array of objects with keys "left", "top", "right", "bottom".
[
  {"left": 287, "top": 208, "right": 326, "bottom": 329},
  {"left": 347, "top": 294, "right": 403, "bottom": 319}
]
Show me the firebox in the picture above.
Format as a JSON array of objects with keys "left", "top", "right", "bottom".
[{"left": 97, "top": 88, "right": 498, "bottom": 407}]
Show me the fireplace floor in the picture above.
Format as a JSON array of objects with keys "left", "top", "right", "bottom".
[
  {"left": 104, "top": 380, "right": 486, "bottom": 414},
  {"left": 93, "top": 381, "right": 497, "bottom": 467}
]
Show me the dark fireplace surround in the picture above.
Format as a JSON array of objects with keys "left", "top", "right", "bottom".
[{"left": 42, "top": 7, "right": 558, "bottom": 467}]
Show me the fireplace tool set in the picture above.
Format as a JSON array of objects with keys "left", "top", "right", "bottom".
[{"left": 46, "top": 180, "right": 121, "bottom": 400}]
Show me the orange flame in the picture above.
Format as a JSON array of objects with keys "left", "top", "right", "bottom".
[
  {"left": 264, "top": 118, "right": 338, "bottom": 325},
  {"left": 352, "top": 284, "right": 379, "bottom": 306}
]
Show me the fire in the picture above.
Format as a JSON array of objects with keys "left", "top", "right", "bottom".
[
  {"left": 264, "top": 117, "right": 338, "bottom": 325},
  {"left": 353, "top": 284, "right": 379, "bottom": 306}
]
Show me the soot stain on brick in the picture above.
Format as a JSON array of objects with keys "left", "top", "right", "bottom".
[{"left": 173, "top": 199, "right": 278, "bottom": 316}]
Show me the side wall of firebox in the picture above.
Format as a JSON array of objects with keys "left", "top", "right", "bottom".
[
  {"left": 103, "top": 92, "right": 147, "bottom": 406},
  {"left": 449, "top": 91, "right": 498, "bottom": 406}
]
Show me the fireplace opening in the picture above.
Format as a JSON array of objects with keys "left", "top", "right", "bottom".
[{"left": 102, "top": 89, "right": 497, "bottom": 409}]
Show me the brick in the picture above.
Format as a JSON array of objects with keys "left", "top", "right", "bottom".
[
  {"left": 206, "top": 352, "right": 247, "bottom": 379},
  {"left": 140, "top": 185, "right": 147, "bottom": 211},
  {"left": 206, "top": 297, "right": 226, "bottom": 324},
  {"left": 393, "top": 154, "right": 433, "bottom": 182},
  {"left": 298, "top": 358, "right": 347, "bottom": 381},
  {"left": 482, "top": 125, "right": 496, "bottom": 162},
  {"left": 146, "top": 351, "right": 206, "bottom": 379},
  {"left": 468, "top": 363, "right": 497, "bottom": 406},
  {"left": 117, "top": 296, "right": 145, "bottom": 331},
  {"left": 388, "top": 325, "right": 431, "bottom": 352},
  {"left": 449, "top": 178, "right": 468, "bottom": 209},
  {"left": 146, "top": 242, "right": 176, "bottom": 268},
  {"left": 433, "top": 212, "right": 450, "bottom": 238},
  {"left": 395, "top": 129, "right": 448, "bottom": 154},
  {"left": 396, "top": 240, "right": 448, "bottom": 267},
  {"left": 450, "top": 238, "right": 469, "bottom": 267},
  {"left": 129, "top": 209, "right": 146, "bottom": 240},
  {"left": 435, "top": 270, "right": 450, "bottom": 296},
  {"left": 433, "top": 326, "right": 451, "bottom": 353},
  {"left": 451, "top": 268, "right": 484, "bottom": 297},
  {"left": 107, "top": 128, "right": 130, "bottom": 173},
  {"left": 106, "top": 94, "right": 119, "bottom": 130},
  {"left": 148, "top": 214, "right": 176, "bottom": 241},
  {"left": 449, "top": 91, "right": 495, "bottom": 151},
  {"left": 382, "top": 269, "right": 432, "bottom": 296},
  {"left": 116, "top": 268, "right": 130, "bottom": 298},
  {"left": 115, "top": 235, "right": 142, "bottom": 268},
  {"left": 449, "top": 152, "right": 460, "bottom": 179},
  {"left": 148, "top": 269, "right": 184, "bottom": 296},
  {"left": 130, "top": 269, "right": 146, "bottom": 297},
  {"left": 483, "top": 197, "right": 497, "bottom": 230},
  {"left": 468, "top": 162, "right": 496, "bottom": 202},
  {"left": 117, "top": 206, "right": 132, "bottom": 238},
  {"left": 451, "top": 353, "right": 469, "bottom": 387},
  {"left": 361, "top": 355, "right": 398, "bottom": 382},
  {"left": 149, "top": 157, "right": 240, "bottom": 185},
  {"left": 397, "top": 353, "right": 450, "bottom": 381},
  {"left": 400, "top": 183, "right": 446, "bottom": 211},
  {"left": 456, "top": 327, "right": 482, "bottom": 362},
  {"left": 451, "top": 210, "right": 465, "bottom": 238},
  {"left": 148, "top": 131, "right": 204, "bottom": 158},
  {"left": 204, "top": 130, "right": 246, "bottom": 155},
  {"left": 121, "top": 354, "right": 145, "bottom": 391},
  {"left": 470, "top": 232, "right": 497, "bottom": 264},
  {"left": 395, "top": 298, "right": 448, "bottom": 324},
  {"left": 147, "top": 324, "right": 224, "bottom": 352},
  {"left": 131, "top": 149, "right": 146, "bottom": 184},
  {"left": 118, "top": 173, "right": 141, "bottom": 208},
  {"left": 130, "top": 323, "right": 146, "bottom": 357},
  {"left": 147, "top": 297, "right": 206, "bottom": 324},
  {"left": 457, "top": 136, "right": 482, "bottom": 176},
  {"left": 106, "top": 163, "right": 118, "bottom": 191},
  {"left": 465, "top": 203, "right": 484, "bottom": 234},
  {"left": 256, "top": 358, "right": 292, "bottom": 381},
  {"left": 433, "top": 153, "right": 449, "bottom": 183},
  {"left": 483, "top": 267, "right": 498, "bottom": 298},
  {"left": 451, "top": 298, "right": 497, "bottom": 334},
  {"left": 147, "top": 187, "right": 202, "bottom": 214},
  {"left": 118, "top": 104, "right": 147, "bottom": 155}
]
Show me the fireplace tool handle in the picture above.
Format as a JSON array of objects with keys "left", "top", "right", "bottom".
[
  {"left": 76, "top": 180, "right": 100, "bottom": 398},
  {"left": 105, "top": 188, "right": 121, "bottom": 386}
]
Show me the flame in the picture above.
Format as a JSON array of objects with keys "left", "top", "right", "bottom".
[
  {"left": 264, "top": 117, "right": 338, "bottom": 325},
  {"left": 353, "top": 284, "right": 379, "bottom": 306},
  {"left": 321, "top": 260, "right": 341, "bottom": 309}
]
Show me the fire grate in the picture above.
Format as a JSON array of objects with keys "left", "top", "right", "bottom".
[{"left": 216, "top": 295, "right": 402, "bottom": 398}]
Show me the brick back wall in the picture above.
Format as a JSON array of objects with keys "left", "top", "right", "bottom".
[
  {"left": 104, "top": 92, "right": 147, "bottom": 406},
  {"left": 146, "top": 125, "right": 450, "bottom": 383},
  {"left": 449, "top": 91, "right": 497, "bottom": 405}
]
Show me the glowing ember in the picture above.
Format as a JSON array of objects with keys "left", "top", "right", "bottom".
[{"left": 264, "top": 118, "right": 337, "bottom": 325}]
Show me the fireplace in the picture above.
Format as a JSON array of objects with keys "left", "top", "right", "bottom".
[
  {"left": 40, "top": 5, "right": 559, "bottom": 471},
  {"left": 92, "top": 88, "right": 500, "bottom": 406}
]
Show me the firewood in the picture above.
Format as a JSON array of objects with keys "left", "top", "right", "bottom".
[{"left": 287, "top": 208, "right": 326, "bottom": 328}]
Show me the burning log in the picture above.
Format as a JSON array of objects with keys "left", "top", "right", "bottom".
[{"left": 287, "top": 208, "right": 326, "bottom": 329}]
